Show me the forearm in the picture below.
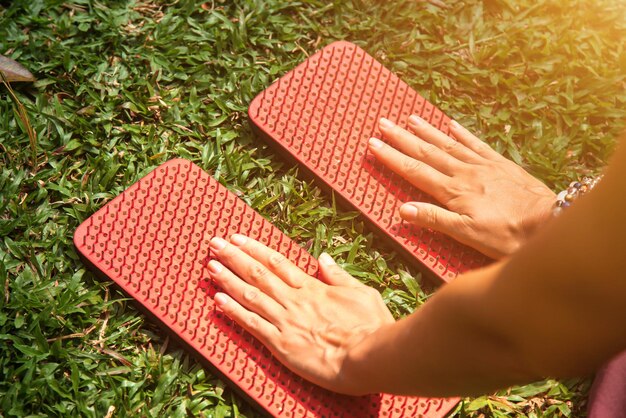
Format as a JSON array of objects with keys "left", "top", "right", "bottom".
[
  {"left": 206, "top": 138, "right": 626, "bottom": 398},
  {"left": 342, "top": 263, "right": 537, "bottom": 397}
]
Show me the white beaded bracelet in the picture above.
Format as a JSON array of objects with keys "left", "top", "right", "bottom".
[{"left": 553, "top": 175, "right": 603, "bottom": 216}]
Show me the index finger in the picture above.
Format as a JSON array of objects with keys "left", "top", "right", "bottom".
[
  {"left": 209, "top": 237, "right": 293, "bottom": 299},
  {"left": 229, "top": 234, "right": 308, "bottom": 288}
]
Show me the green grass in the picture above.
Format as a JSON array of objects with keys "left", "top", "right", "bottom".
[{"left": 1, "top": 0, "right": 626, "bottom": 416}]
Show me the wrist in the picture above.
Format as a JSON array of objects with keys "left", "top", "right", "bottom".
[
  {"left": 518, "top": 189, "right": 556, "bottom": 244},
  {"left": 338, "top": 324, "right": 392, "bottom": 396},
  {"left": 520, "top": 175, "right": 604, "bottom": 245}
]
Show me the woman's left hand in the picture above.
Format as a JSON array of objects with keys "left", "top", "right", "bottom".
[{"left": 207, "top": 234, "right": 395, "bottom": 395}]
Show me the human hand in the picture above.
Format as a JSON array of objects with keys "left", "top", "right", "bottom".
[
  {"left": 368, "top": 116, "right": 556, "bottom": 259},
  {"left": 207, "top": 235, "right": 395, "bottom": 395}
]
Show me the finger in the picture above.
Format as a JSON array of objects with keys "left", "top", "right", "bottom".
[
  {"left": 400, "top": 202, "right": 469, "bottom": 241},
  {"left": 229, "top": 234, "right": 306, "bottom": 288},
  {"left": 208, "top": 260, "right": 286, "bottom": 323},
  {"left": 368, "top": 137, "right": 452, "bottom": 202},
  {"left": 318, "top": 253, "right": 363, "bottom": 287},
  {"left": 378, "top": 117, "right": 460, "bottom": 174},
  {"left": 213, "top": 292, "right": 281, "bottom": 344},
  {"left": 448, "top": 120, "right": 507, "bottom": 162},
  {"left": 210, "top": 237, "right": 291, "bottom": 300},
  {"left": 405, "top": 115, "right": 482, "bottom": 163}
]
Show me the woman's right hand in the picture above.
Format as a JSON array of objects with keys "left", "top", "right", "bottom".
[{"left": 368, "top": 116, "right": 556, "bottom": 259}]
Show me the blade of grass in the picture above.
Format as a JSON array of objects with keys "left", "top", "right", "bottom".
[{"left": 1, "top": 71, "right": 37, "bottom": 171}]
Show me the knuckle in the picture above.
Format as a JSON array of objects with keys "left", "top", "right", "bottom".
[
  {"left": 447, "top": 181, "right": 468, "bottom": 196},
  {"left": 244, "top": 288, "right": 259, "bottom": 303},
  {"left": 423, "top": 206, "right": 438, "bottom": 226},
  {"left": 268, "top": 252, "right": 287, "bottom": 269},
  {"left": 245, "top": 314, "right": 259, "bottom": 330},
  {"left": 441, "top": 139, "right": 458, "bottom": 153},
  {"left": 249, "top": 263, "right": 269, "bottom": 284},
  {"left": 419, "top": 143, "right": 438, "bottom": 158},
  {"left": 402, "top": 157, "right": 423, "bottom": 174},
  {"left": 275, "top": 337, "right": 294, "bottom": 357},
  {"left": 299, "top": 278, "right": 316, "bottom": 292}
]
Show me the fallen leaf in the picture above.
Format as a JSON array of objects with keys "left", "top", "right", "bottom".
[{"left": 0, "top": 55, "right": 35, "bottom": 82}]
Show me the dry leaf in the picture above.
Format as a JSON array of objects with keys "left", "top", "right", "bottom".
[{"left": 0, "top": 55, "right": 35, "bottom": 82}]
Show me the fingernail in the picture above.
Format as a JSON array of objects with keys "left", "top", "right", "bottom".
[
  {"left": 210, "top": 237, "right": 227, "bottom": 251},
  {"left": 379, "top": 117, "right": 395, "bottom": 129},
  {"left": 368, "top": 137, "right": 384, "bottom": 149},
  {"left": 408, "top": 114, "right": 424, "bottom": 126},
  {"left": 230, "top": 234, "right": 247, "bottom": 246},
  {"left": 450, "top": 120, "right": 460, "bottom": 130},
  {"left": 208, "top": 259, "right": 223, "bottom": 274},
  {"left": 318, "top": 252, "right": 336, "bottom": 266},
  {"left": 400, "top": 204, "right": 418, "bottom": 219},
  {"left": 214, "top": 293, "right": 228, "bottom": 306}
]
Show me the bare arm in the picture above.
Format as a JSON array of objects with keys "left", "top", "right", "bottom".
[
  {"left": 207, "top": 128, "right": 626, "bottom": 397},
  {"left": 343, "top": 137, "right": 626, "bottom": 396}
]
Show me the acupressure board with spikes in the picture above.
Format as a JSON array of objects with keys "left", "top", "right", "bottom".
[
  {"left": 249, "top": 41, "right": 490, "bottom": 282},
  {"left": 74, "top": 159, "right": 458, "bottom": 417}
]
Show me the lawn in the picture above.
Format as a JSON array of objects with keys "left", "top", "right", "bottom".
[{"left": 1, "top": 0, "right": 626, "bottom": 416}]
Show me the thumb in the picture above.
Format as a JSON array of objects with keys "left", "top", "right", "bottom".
[
  {"left": 317, "top": 253, "right": 362, "bottom": 287},
  {"left": 400, "top": 202, "right": 466, "bottom": 237}
]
